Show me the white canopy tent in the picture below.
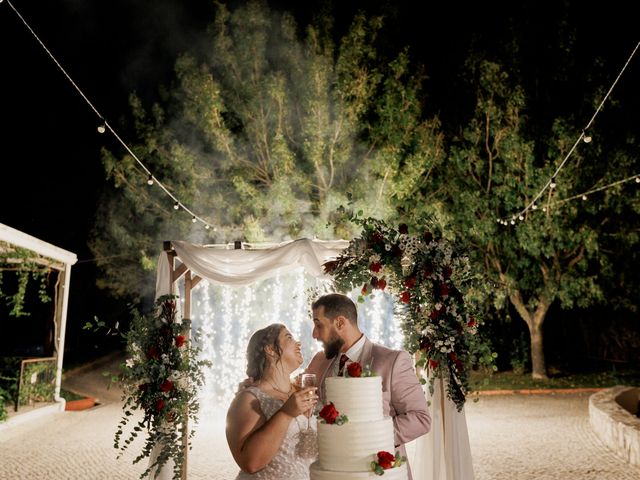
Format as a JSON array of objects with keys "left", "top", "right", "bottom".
[
  {"left": 154, "top": 237, "right": 473, "bottom": 480},
  {"left": 0, "top": 222, "right": 77, "bottom": 410}
]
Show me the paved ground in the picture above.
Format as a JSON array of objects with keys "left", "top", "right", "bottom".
[{"left": 1, "top": 354, "right": 639, "bottom": 480}]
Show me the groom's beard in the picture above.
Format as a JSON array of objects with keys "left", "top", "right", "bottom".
[{"left": 323, "top": 333, "right": 344, "bottom": 360}]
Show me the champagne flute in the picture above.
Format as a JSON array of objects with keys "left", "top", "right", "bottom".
[{"left": 300, "top": 373, "right": 316, "bottom": 429}]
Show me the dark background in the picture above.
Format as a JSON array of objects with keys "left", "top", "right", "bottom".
[{"left": 1, "top": 0, "right": 638, "bottom": 366}]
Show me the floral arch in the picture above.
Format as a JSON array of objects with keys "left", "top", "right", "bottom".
[
  {"left": 123, "top": 230, "right": 479, "bottom": 479},
  {"left": 325, "top": 216, "right": 482, "bottom": 411}
]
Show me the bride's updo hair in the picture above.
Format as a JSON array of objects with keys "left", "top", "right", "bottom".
[{"left": 246, "top": 323, "right": 286, "bottom": 380}]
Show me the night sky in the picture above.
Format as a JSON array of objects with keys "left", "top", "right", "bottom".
[{"left": 1, "top": 0, "right": 638, "bottom": 359}]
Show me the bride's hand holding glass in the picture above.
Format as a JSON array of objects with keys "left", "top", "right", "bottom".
[{"left": 282, "top": 384, "right": 317, "bottom": 420}]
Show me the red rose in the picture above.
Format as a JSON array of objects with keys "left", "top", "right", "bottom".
[
  {"left": 160, "top": 379, "right": 173, "bottom": 392},
  {"left": 403, "top": 276, "right": 416, "bottom": 289},
  {"left": 423, "top": 231, "right": 433, "bottom": 244},
  {"left": 377, "top": 451, "right": 395, "bottom": 469},
  {"left": 448, "top": 352, "right": 457, "bottom": 361},
  {"left": 319, "top": 402, "right": 339, "bottom": 424},
  {"left": 146, "top": 346, "right": 160, "bottom": 360},
  {"left": 369, "top": 262, "right": 382, "bottom": 273},
  {"left": 160, "top": 326, "right": 171, "bottom": 339},
  {"left": 439, "top": 284, "right": 450, "bottom": 297},
  {"left": 361, "top": 284, "right": 369, "bottom": 296},
  {"left": 323, "top": 260, "right": 337, "bottom": 273},
  {"left": 420, "top": 342, "right": 432, "bottom": 353},
  {"left": 371, "top": 232, "right": 385, "bottom": 245},
  {"left": 377, "top": 278, "right": 387, "bottom": 291},
  {"left": 347, "top": 362, "right": 362, "bottom": 378},
  {"left": 429, "top": 309, "right": 440, "bottom": 320},
  {"left": 429, "top": 359, "right": 439, "bottom": 369},
  {"left": 467, "top": 318, "right": 477, "bottom": 328},
  {"left": 138, "top": 383, "right": 148, "bottom": 391},
  {"left": 398, "top": 224, "right": 409, "bottom": 234},
  {"left": 443, "top": 266, "right": 452, "bottom": 279},
  {"left": 400, "top": 291, "right": 411, "bottom": 304},
  {"left": 175, "top": 335, "right": 186, "bottom": 348},
  {"left": 423, "top": 265, "right": 432, "bottom": 278},
  {"left": 155, "top": 398, "right": 165, "bottom": 412}
]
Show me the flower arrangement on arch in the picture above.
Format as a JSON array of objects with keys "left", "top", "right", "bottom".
[
  {"left": 326, "top": 214, "right": 486, "bottom": 411},
  {"left": 115, "top": 295, "right": 210, "bottom": 479},
  {"left": 370, "top": 450, "right": 406, "bottom": 475}
]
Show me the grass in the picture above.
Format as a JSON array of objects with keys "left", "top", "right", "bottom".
[{"left": 470, "top": 366, "right": 640, "bottom": 391}]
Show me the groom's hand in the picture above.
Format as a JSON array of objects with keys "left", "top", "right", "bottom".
[{"left": 236, "top": 376, "right": 256, "bottom": 393}]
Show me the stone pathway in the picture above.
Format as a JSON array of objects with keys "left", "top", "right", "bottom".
[{"left": 1, "top": 354, "right": 639, "bottom": 479}]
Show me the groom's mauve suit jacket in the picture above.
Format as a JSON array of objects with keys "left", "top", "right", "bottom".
[{"left": 306, "top": 336, "right": 431, "bottom": 480}]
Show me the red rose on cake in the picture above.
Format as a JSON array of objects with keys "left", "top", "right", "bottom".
[
  {"left": 376, "top": 451, "right": 395, "bottom": 469},
  {"left": 318, "top": 401, "right": 349, "bottom": 425},
  {"left": 319, "top": 402, "right": 339, "bottom": 424},
  {"left": 347, "top": 361, "right": 362, "bottom": 377}
]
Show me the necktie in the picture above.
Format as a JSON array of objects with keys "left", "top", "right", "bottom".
[{"left": 338, "top": 354, "right": 349, "bottom": 376}]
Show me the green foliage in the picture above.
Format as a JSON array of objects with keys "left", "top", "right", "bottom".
[
  {"left": 114, "top": 295, "right": 210, "bottom": 480},
  {"left": 0, "top": 242, "right": 51, "bottom": 317},
  {"left": 18, "top": 361, "right": 55, "bottom": 405}
]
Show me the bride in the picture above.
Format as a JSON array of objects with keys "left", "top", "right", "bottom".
[{"left": 226, "top": 323, "right": 319, "bottom": 479}]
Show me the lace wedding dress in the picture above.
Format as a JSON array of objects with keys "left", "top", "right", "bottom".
[{"left": 235, "top": 387, "right": 318, "bottom": 479}]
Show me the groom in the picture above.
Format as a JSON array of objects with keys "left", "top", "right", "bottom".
[{"left": 305, "top": 293, "right": 431, "bottom": 480}]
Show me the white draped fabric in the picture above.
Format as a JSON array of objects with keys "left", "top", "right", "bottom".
[
  {"left": 407, "top": 377, "right": 475, "bottom": 479},
  {"left": 151, "top": 237, "right": 474, "bottom": 480}
]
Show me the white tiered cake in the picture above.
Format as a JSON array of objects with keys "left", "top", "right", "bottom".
[{"left": 310, "top": 376, "right": 408, "bottom": 479}]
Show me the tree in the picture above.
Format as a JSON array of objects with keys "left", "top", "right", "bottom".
[
  {"left": 90, "top": 1, "right": 435, "bottom": 299},
  {"left": 392, "top": 57, "right": 639, "bottom": 378}
]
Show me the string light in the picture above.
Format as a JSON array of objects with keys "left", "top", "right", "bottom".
[
  {"left": 497, "top": 38, "right": 640, "bottom": 224},
  {"left": 5, "top": 0, "right": 217, "bottom": 232},
  {"left": 147, "top": 174, "right": 154, "bottom": 186}
]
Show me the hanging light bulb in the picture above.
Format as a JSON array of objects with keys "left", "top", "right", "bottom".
[
  {"left": 147, "top": 174, "right": 154, "bottom": 186},
  {"left": 635, "top": 177, "right": 640, "bottom": 183},
  {"left": 582, "top": 195, "right": 587, "bottom": 201},
  {"left": 518, "top": 215, "right": 524, "bottom": 221},
  {"left": 583, "top": 131, "right": 592, "bottom": 143},
  {"left": 532, "top": 203, "right": 538, "bottom": 210},
  {"left": 550, "top": 177, "right": 557, "bottom": 189},
  {"left": 542, "top": 207, "right": 547, "bottom": 212},
  {"left": 97, "top": 120, "right": 106, "bottom": 134},
  {"left": 205, "top": 224, "right": 210, "bottom": 230},
  {"left": 173, "top": 201, "right": 180, "bottom": 210},
  {"left": 192, "top": 216, "right": 197, "bottom": 223},
  {"left": 510, "top": 219, "right": 515, "bottom": 225}
]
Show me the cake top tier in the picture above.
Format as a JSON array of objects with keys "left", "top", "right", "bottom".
[{"left": 325, "top": 376, "right": 384, "bottom": 422}]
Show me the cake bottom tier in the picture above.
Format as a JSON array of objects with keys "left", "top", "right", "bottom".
[
  {"left": 310, "top": 461, "right": 407, "bottom": 479},
  {"left": 317, "top": 417, "right": 395, "bottom": 471}
]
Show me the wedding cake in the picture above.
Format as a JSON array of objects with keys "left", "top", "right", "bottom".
[{"left": 310, "top": 375, "right": 408, "bottom": 479}]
